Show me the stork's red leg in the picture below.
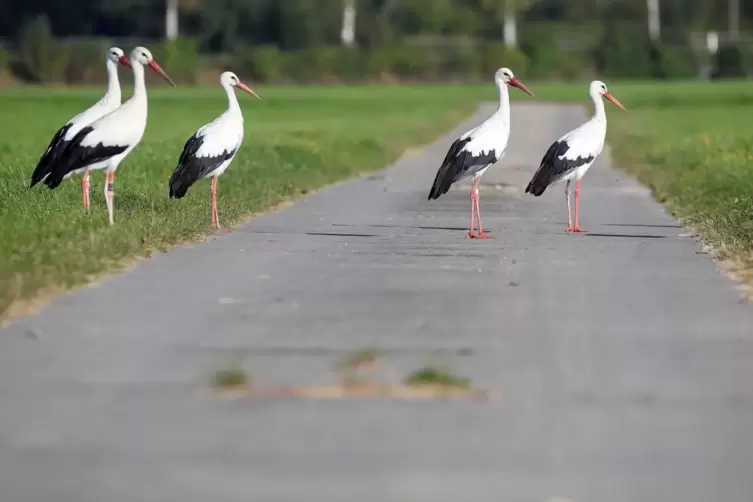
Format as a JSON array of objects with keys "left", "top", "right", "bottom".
[
  {"left": 572, "top": 179, "right": 588, "bottom": 233},
  {"left": 468, "top": 182, "right": 477, "bottom": 238},
  {"left": 81, "top": 169, "right": 90, "bottom": 210},
  {"left": 211, "top": 178, "right": 218, "bottom": 229},
  {"left": 104, "top": 171, "right": 115, "bottom": 226},
  {"left": 471, "top": 176, "right": 493, "bottom": 239},
  {"left": 565, "top": 180, "right": 574, "bottom": 232},
  {"left": 211, "top": 178, "right": 230, "bottom": 233}
]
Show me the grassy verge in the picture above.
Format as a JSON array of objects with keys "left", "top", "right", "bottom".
[
  {"left": 3, "top": 79, "right": 752, "bottom": 318},
  {"left": 534, "top": 80, "right": 753, "bottom": 279},
  {"left": 0, "top": 84, "right": 482, "bottom": 319},
  {"left": 605, "top": 82, "right": 753, "bottom": 257}
]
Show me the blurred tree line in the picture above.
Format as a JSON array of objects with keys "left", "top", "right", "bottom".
[{"left": 0, "top": 0, "right": 751, "bottom": 84}]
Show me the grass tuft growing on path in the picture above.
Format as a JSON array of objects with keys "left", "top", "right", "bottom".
[{"left": 0, "top": 84, "right": 479, "bottom": 319}]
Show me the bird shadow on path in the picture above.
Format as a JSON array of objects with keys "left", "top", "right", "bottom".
[
  {"left": 332, "top": 223, "right": 474, "bottom": 232},
  {"left": 585, "top": 233, "right": 666, "bottom": 239},
  {"left": 604, "top": 223, "right": 682, "bottom": 229}
]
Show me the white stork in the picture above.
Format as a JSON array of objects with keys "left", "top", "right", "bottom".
[
  {"left": 30, "top": 47, "right": 131, "bottom": 209},
  {"left": 168, "top": 71, "right": 261, "bottom": 231},
  {"left": 42, "top": 47, "right": 175, "bottom": 225},
  {"left": 427, "top": 67, "right": 535, "bottom": 238},
  {"left": 525, "top": 80, "right": 626, "bottom": 232}
]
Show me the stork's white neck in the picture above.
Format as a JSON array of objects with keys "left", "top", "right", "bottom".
[
  {"left": 223, "top": 83, "right": 242, "bottom": 118},
  {"left": 495, "top": 79, "right": 511, "bottom": 124},
  {"left": 591, "top": 89, "right": 606, "bottom": 122},
  {"left": 131, "top": 62, "right": 147, "bottom": 101},
  {"left": 104, "top": 59, "right": 121, "bottom": 103}
]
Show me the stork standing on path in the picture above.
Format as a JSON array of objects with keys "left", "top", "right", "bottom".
[
  {"left": 524, "top": 80, "right": 626, "bottom": 232},
  {"left": 427, "top": 68, "right": 535, "bottom": 238},
  {"left": 30, "top": 47, "right": 131, "bottom": 210},
  {"left": 168, "top": 71, "right": 261, "bottom": 231},
  {"left": 43, "top": 47, "right": 175, "bottom": 225}
]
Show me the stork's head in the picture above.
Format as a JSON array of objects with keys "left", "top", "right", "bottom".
[
  {"left": 591, "top": 80, "right": 626, "bottom": 111},
  {"left": 221, "top": 71, "right": 261, "bottom": 100},
  {"left": 107, "top": 47, "right": 131, "bottom": 68},
  {"left": 494, "top": 67, "right": 535, "bottom": 97},
  {"left": 129, "top": 46, "right": 176, "bottom": 87}
]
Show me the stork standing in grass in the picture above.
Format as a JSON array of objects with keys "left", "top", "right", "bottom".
[
  {"left": 30, "top": 47, "right": 131, "bottom": 209},
  {"left": 43, "top": 47, "right": 175, "bottom": 225},
  {"left": 525, "top": 80, "right": 626, "bottom": 232},
  {"left": 168, "top": 71, "right": 261, "bottom": 231},
  {"left": 427, "top": 68, "right": 535, "bottom": 238}
]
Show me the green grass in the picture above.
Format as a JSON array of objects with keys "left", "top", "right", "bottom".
[
  {"left": 605, "top": 82, "right": 753, "bottom": 262},
  {"left": 0, "top": 83, "right": 482, "bottom": 318},
  {"left": 404, "top": 365, "right": 471, "bottom": 389},
  {"left": 579, "top": 81, "right": 753, "bottom": 263},
  {"left": 515, "top": 79, "right": 753, "bottom": 269},
  {"left": 211, "top": 364, "right": 250, "bottom": 390},
  {"left": 3, "top": 78, "right": 753, "bottom": 318}
]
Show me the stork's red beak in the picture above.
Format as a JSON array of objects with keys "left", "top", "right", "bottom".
[
  {"left": 118, "top": 56, "right": 132, "bottom": 68},
  {"left": 236, "top": 81, "right": 262, "bottom": 100},
  {"left": 509, "top": 77, "right": 535, "bottom": 97},
  {"left": 147, "top": 60, "right": 176, "bottom": 87},
  {"left": 603, "top": 92, "right": 626, "bottom": 111}
]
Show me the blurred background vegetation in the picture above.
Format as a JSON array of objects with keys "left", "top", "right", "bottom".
[{"left": 0, "top": 0, "right": 751, "bottom": 85}]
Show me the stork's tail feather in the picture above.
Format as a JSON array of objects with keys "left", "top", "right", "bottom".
[
  {"left": 524, "top": 166, "right": 555, "bottom": 197},
  {"left": 31, "top": 128, "right": 70, "bottom": 188},
  {"left": 427, "top": 162, "right": 455, "bottom": 200},
  {"left": 30, "top": 158, "right": 52, "bottom": 188},
  {"left": 168, "top": 169, "right": 194, "bottom": 199},
  {"left": 524, "top": 177, "right": 549, "bottom": 196},
  {"left": 42, "top": 168, "right": 67, "bottom": 190}
]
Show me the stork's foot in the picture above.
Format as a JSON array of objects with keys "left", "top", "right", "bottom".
[
  {"left": 467, "top": 232, "right": 494, "bottom": 239},
  {"left": 567, "top": 226, "right": 589, "bottom": 233}
]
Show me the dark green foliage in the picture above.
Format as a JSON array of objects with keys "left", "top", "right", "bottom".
[
  {"left": 60, "top": 39, "right": 108, "bottom": 84},
  {"left": 0, "top": 46, "right": 9, "bottom": 74},
  {"left": 713, "top": 44, "right": 746, "bottom": 79},
  {"left": 3, "top": 0, "right": 753, "bottom": 84},
  {"left": 594, "top": 24, "right": 653, "bottom": 78},
  {"left": 480, "top": 44, "right": 529, "bottom": 79},
  {"left": 368, "top": 45, "right": 436, "bottom": 79},
  {"left": 154, "top": 37, "right": 199, "bottom": 85},
  {"left": 16, "top": 14, "right": 61, "bottom": 82},
  {"left": 649, "top": 43, "right": 698, "bottom": 80},
  {"left": 235, "top": 45, "right": 286, "bottom": 83}
]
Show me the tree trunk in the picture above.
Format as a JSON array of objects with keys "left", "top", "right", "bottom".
[
  {"left": 166, "top": 0, "right": 179, "bottom": 40},
  {"left": 503, "top": 0, "right": 517, "bottom": 48},
  {"left": 647, "top": 0, "right": 660, "bottom": 42},
  {"left": 341, "top": 0, "right": 356, "bottom": 47}
]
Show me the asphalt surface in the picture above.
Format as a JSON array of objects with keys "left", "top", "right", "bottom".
[{"left": 2, "top": 102, "right": 753, "bottom": 502}]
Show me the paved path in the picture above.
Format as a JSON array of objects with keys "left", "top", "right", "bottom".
[{"left": 2, "top": 103, "right": 753, "bottom": 502}]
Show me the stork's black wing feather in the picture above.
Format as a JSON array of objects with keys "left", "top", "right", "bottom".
[
  {"left": 168, "top": 134, "right": 237, "bottom": 199},
  {"left": 427, "top": 136, "right": 497, "bottom": 200},
  {"left": 525, "top": 140, "right": 594, "bottom": 196},
  {"left": 43, "top": 126, "right": 128, "bottom": 189},
  {"left": 30, "top": 123, "right": 73, "bottom": 188}
]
